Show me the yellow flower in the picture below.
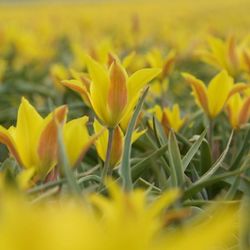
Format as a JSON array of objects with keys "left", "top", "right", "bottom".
[
  {"left": 147, "top": 48, "right": 176, "bottom": 79},
  {"left": 93, "top": 120, "right": 145, "bottom": 167},
  {"left": 0, "top": 98, "right": 67, "bottom": 180},
  {"left": 196, "top": 35, "right": 242, "bottom": 76},
  {"left": 182, "top": 70, "right": 248, "bottom": 118},
  {"left": 0, "top": 181, "right": 239, "bottom": 250},
  {"left": 151, "top": 104, "right": 186, "bottom": 134},
  {"left": 50, "top": 63, "right": 69, "bottom": 93},
  {"left": 226, "top": 93, "right": 250, "bottom": 129},
  {"left": 63, "top": 55, "right": 160, "bottom": 128},
  {"left": 0, "top": 98, "right": 97, "bottom": 181}
]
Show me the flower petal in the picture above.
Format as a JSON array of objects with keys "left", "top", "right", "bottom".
[
  {"left": 182, "top": 72, "right": 209, "bottom": 114},
  {"left": 37, "top": 105, "right": 68, "bottom": 177},
  {"left": 207, "top": 70, "right": 233, "bottom": 117}
]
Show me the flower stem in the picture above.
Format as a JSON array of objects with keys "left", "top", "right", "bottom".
[
  {"left": 208, "top": 118, "right": 214, "bottom": 156},
  {"left": 101, "top": 127, "right": 114, "bottom": 184}
]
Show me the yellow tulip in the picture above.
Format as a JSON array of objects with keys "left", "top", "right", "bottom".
[
  {"left": 147, "top": 48, "right": 176, "bottom": 79},
  {"left": 0, "top": 181, "right": 238, "bottom": 250},
  {"left": 182, "top": 70, "right": 248, "bottom": 118},
  {"left": 0, "top": 98, "right": 98, "bottom": 181},
  {"left": 63, "top": 55, "right": 160, "bottom": 128},
  {"left": 196, "top": 35, "right": 242, "bottom": 76},
  {"left": 226, "top": 93, "right": 250, "bottom": 129},
  {"left": 50, "top": 63, "right": 69, "bottom": 93},
  {"left": 93, "top": 120, "right": 145, "bottom": 168},
  {"left": 151, "top": 104, "right": 186, "bottom": 134}
]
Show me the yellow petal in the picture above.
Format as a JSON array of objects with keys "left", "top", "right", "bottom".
[
  {"left": 16, "top": 168, "right": 35, "bottom": 190},
  {"left": 238, "top": 96, "right": 250, "bottom": 126},
  {"left": 0, "top": 126, "right": 23, "bottom": 167},
  {"left": 165, "top": 104, "right": 186, "bottom": 132},
  {"left": 147, "top": 189, "right": 180, "bottom": 218},
  {"left": 63, "top": 116, "right": 90, "bottom": 167},
  {"left": 107, "top": 60, "right": 128, "bottom": 127},
  {"left": 122, "top": 51, "right": 136, "bottom": 69},
  {"left": 131, "top": 129, "right": 146, "bottom": 143},
  {"left": 94, "top": 120, "right": 124, "bottom": 167},
  {"left": 62, "top": 79, "right": 91, "bottom": 106},
  {"left": 227, "top": 94, "right": 242, "bottom": 129},
  {"left": 93, "top": 119, "right": 108, "bottom": 162},
  {"left": 162, "top": 49, "right": 176, "bottom": 78},
  {"left": 13, "top": 97, "right": 43, "bottom": 169},
  {"left": 86, "top": 55, "right": 110, "bottom": 125},
  {"left": 182, "top": 72, "right": 209, "bottom": 114},
  {"left": 227, "top": 83, "right": 249, "bottom": 100},
  {"left": 128, "top": 68, "right": 161, "bottom": 101},
  {"left": 37, "top": 105, "right": 68, "bottom": 177},
  {"left": 110, "top": 126, "right": 124, "bottom": 167},
  {"left": 207, "top": 70, "right": 233, "bottom": 118}
]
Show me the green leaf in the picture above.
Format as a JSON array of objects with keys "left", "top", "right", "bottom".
[
  {"left": 120, "top": 87, "right": 149, "bottom": 191},
  {"left": 182, "top": 128, "right": 207, "bottom": 170},
  {"left": 196, "top": 130, "right": 234, "bottom": 184},
  {"left": 183, "top": 167, "right": 247, "bottom": 199},
  {"left": 200, "top": 138, "right": 212, "bottom": 175},
  {"left": 131, "top": 143, "right": 168, "bottom": 180},
  {"left": 231, "top": 128, "right": 250, "bottom": 170},
  {"left": 168, "top": 130, "right": 185, "bottom": 187}
]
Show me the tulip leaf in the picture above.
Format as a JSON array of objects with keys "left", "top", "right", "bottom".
[
  {"left": 196, "top": 130, "right": 233, "bottom": 184},
  {"left": 131, "top": 143, "right": 168, "bottom": 180},
  {"left": 168, "top": 130, "right": 185, "bottom": 187},
  {"left": 120, "top": 87, "right": 149, "bottom": 191},
  {"left": 182, "top": 128, "right": 207, "bottom": 170}
]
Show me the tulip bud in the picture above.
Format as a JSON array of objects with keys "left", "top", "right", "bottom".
[{"left": 107, "top": 60, "right": 128, "bottom": 127}]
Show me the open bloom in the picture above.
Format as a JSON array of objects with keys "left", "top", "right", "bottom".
[
  {"left": 63, "top": 55, "right": 160, "bottom": 128},
  {"left": 182, "top": 70, "right": 248, "bottom": 118},
  {"left": 0, "top": 98, "right": 98, "bottom": 181},
  {"left": 196, "top": 35, "right": 242, "bottom": 76},
  {"left": 226, "top": 93, "right": 250, "bottom": 129},
  {"left": 0, "top": 181, "right": 239, "bottom": 250},
  {"left": 146, "top": 48, "right": 176, "bottom": 79},
  {"left": 150, "top": 104, "right": 186, "bottom": 134}
]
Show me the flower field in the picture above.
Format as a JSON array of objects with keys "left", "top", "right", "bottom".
[{"left": 0, "top": 0, "right": 250, "bottom": 249}]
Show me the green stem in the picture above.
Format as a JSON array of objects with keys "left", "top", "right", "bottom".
[
  {"left": 208, "top": 118, "right": 213, "bottom": 148},
  {"left": 101, "top": 127, "right": 115, "bottom": 184}
]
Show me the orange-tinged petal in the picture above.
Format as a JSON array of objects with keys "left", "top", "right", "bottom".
[
  {"left": 238, "top": 96, "right": 250, "bottom": 126},
  {"left": 107, "top": 60, "right": 128, "bottom": 127},
  {"left": 227, "top": 83, "right": 249, "bottom": 100},
  {"left": 0, "top": 126, "right": 23, "bottom": 167},
  {"left": 94, "top": 120, "right": 124, "bottom": 167},
  {"left": 62, "top": 79, "right": 91, "bottom": 106},
  {"left": 207, "top": 70, "right": 233, "bottom": 118},
  {"left": 37, "top": 105, "right": 68, "bottom": 177},
  {"left": 226, "top": 94, "right": 242, "bottom": 129},
  {"left": 162, "top": 50, "right": 176, "bottom": 78},
  {"left": 227, "top": 35, "right": 238, "bottom": 69},
  {"left": 182, "top": 72, "right": 209, "bottom": 114},
  {"left": 110, "top": 126, "right": 124, "bottom": 167}
]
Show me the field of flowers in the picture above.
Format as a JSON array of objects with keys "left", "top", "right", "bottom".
[{"left": 0, "top": 0, "right": 250, "bottom": 249}]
